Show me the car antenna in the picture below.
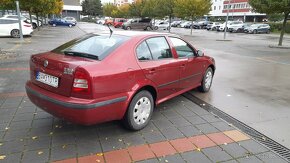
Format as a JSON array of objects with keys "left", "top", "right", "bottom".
[{"left": 107, "top": 24, "right": 113, "bottom": 38}]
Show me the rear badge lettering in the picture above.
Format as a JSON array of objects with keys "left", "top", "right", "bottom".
[{"left": 64, "top": 68, "right": 74, "bottom": 75}]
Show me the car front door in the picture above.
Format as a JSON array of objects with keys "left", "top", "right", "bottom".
[
  {"left": 168, "top": 37, "right": 205, "bottom": 91},
  {"left": 136, "top": 36, "right": 181, "bottom": 101}
]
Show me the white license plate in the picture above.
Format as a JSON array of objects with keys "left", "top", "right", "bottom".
[{"left": 36, "top": 72, "right": 59, "bottom": 87}]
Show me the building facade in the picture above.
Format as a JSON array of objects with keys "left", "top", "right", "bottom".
[
  {"left": 209, "top": 0, "right": 266, "bottom": 22},
  {"left": 62, "top": 0, "right": 83, "bottom": 20}
]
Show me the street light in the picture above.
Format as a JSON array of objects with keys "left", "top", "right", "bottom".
[
  {"left": 15, "top": 0, "right": 23, "bottom": 41},
  {"left": 223, "top": 0, "right": 230, "bottom": 40}
]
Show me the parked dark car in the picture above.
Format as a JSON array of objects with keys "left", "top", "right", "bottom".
[
  {"left": 246, "top": 24, "right": 270, "bottom": 34},
  {"left": 229, "top": 23, "right": 252, "bottom": 33},
  {"left": 25, "top": 31, "right": 215, "bottom": 130},
  {"left": 48, "top": 18, "right": 76, "bottom": 27},
  {"left": 171, "top": 21, "right": 182, "bottom": 27},
  {"left": 122, "top": 18, "right": 153, "bottom": 30}
]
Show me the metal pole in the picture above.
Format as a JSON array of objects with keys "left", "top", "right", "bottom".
[
  {"left": 224, "top": 1, "right": 230, "bottom": 40},
  {"left": 15, "top": 1, "right": 23, "bottom": 41}
]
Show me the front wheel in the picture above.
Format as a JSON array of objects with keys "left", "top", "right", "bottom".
[
  {"left": 126, "top": 26, "right": 131, "bottom": 30},
  {"left": 198, "top": 67, "right": 214, "bottom": 92},
  {"left": 68, "top": 24, "right": 72, "bottom": 28},
  {"left": 146, "top": 26, "right": 152, "bottom": 31},
  {"left": 123, "top": 90, "right": 154, "bottom": 131},
  {"left": 11, "top": 29, "right": 20, "bottom": 38}
]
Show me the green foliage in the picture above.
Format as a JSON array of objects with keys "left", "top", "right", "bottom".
[
  {"left": 269, "top": 22, "right": 290, "bottom": 33},
  {"left": 103, "top": 3, "right": 118, "bottom": 17},
  {"left": 142, "top": 0, "right": 159, "bottom": 18},
  {"left": 157, "top": 0, "right": 175, "bottom": 17},
  {"left": 174, "top": 0, "right": 211, "bottom": 19},
  {"left": 129, "top": 0, "right": 145, "bottom": 17},
  {"left": 81, "top": 0, "right": 102, "bottom": 17}
]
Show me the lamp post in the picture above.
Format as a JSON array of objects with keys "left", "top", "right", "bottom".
[
  {"left": 15, "top": 1, "right": 23, "bottom": 41},
  {"left": 223, "top": 0, "right": 230, "bottom": 40}
]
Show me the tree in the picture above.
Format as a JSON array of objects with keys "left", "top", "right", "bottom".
[
  {"left": 129, "top": 0, "right": 145, "bottom": 17},
  {"left": 103, "top": 3, "right": 118, "bottom": 17},
  {"left": 156, "top": 0, "right": 175, "bottom": 32},
  {"left": 81, "top": 0, "right": 103, "bottom": 17},
  {"left": 142, "top": 0, "right": 159, "bottom": 18},
  {"left": 249, "top": 0, "right": 290, "bottom": 46},
  {"left": 174, "top": 0, "right": 211, "bottom": 35}
]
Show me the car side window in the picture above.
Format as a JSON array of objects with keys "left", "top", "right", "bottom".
[
  {"left": 169, "top": 37, "right": 195, "bottom": 58},
  {"left": 146, "top": 37, "right": 173, "bottom": 60},
  {"left": 136, "top": 41, "right": 153, "bottom": 61}
]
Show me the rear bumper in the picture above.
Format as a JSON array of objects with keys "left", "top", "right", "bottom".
[{"left": 25, "top": 81, "right": 129, "bottom": 125}]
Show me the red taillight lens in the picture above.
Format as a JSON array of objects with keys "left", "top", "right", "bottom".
[
  {"left": 72, "top": 69, "right": 91, "bottom": 97},
  {"left": 24, "top": 24, "right": 31, "bottom": 27}
]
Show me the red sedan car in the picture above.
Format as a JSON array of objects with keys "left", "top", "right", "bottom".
[{"left": 25, "top": 31, "right": 215, "bottom": 130}]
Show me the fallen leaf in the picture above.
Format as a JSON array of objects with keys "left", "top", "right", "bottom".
[
  {"left": 165, "top": 159, "right": 169, "bottom": 162},
  {"left": 228, "top": 123, "right": 233, "bottom": 127},
  {"left": 105, "top": 137, "right": 108, "bottom": 140},
  {"left": 38, "top": 151, "right": 43, "bottom": 155},
  {"left": 112, "top": 146, "right": 115, "bottom": 149},
  {"left": 118, "top": 139, "right": 122, "bottom": 142},
  {"left": 20, "top": 139, "right": 24, "bottom": 142},
  {"left": 227, "top": 94, "right": 232, "bottom": 97},
  {"left": 197, "top": 148, "right": 201, "bottom": 152},
  {"left": 0, "top": 155, "right": 6, "bottom": 160},
  {"left": 32, "top": 136, "right": 38, "bottom": 140},
  {"left": 62, "top": 145, "right": 66, "bottom": 149},
  {"left": 55, "top": 125, "right": 59, "bottom": 128},
  {"left": 224, "top": 143, "right": 228, "bottom": 145},
  {"left": 262, "top": 136, "right": 266, "bottom": 141},
  {"left": 96, "top": 153, "right": 103, "bottom": 156},
  {"left": 5, "top": 127, "right": 9, "bottom": 130},
  {"left": 0, "top": 143, "right": 2, "bottom": 146},
  {"left": 49, "top": 132, "right": 53, "bottom": 135},
  {"left": 96, "top": 159, "right": 101, "bottom": 162}
]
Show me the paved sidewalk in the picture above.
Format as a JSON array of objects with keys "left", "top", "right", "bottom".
[{"left": 0, "top": 24, "right": 288, "bottom": 163}]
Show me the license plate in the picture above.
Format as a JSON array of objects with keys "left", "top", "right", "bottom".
[{"left": 36, "top": 72, "right": 59, "bottom": 87}]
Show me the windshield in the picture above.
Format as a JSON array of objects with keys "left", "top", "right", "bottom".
[{"left": 52, "top": 34, "right": 130, "bottom": 60}]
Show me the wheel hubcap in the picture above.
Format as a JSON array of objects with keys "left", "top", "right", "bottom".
[
  {"left": 133, "top": 97, "right": 151, "bottom": 125},
  {"left": 205, "top": 71, "right": 212, "bottom": 89},
  {"left": 12, "top": 30, "right": 19, "bottom": 37}
]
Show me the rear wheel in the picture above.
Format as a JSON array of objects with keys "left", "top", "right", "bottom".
[
  {"left": 154, "top": 26, "right": 158, "bottom": 30},
  {"left": 123, "top": 90, "right": 154, "bottom": 131},
  {"left": 198, "top": 67, "right": 213, "bottom": 92},
  {"left": 32, "top": 23, "right": 37, "bottom": 29},
  {"left": 253, "top": 30, "right": 257, "bottom": 34},
  {"left": 68, "top": 24, "right": 72, "bottom": 28},
  {"left": 146, "top": 26, "right": 152, "bottom": 31},
  {"left": 126, "top": 26, "right": 131, "bottom": 30},
  {"left": 52, "top": 24, "right": 56, "bottom": 27},
  {"left": 10, "top": 29, "right": 20, "bottom": 38}
]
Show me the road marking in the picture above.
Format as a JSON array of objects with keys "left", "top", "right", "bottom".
[
  {"left": 0, "top": 92, "right": 26, "bottom": 98},
  {"left": 0, "top": 67, "right": 29, "bottom": 71}
]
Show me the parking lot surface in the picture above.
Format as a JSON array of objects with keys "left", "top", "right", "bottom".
[{"left": 0, "top": 23, "right": 289, "bottom": 163}]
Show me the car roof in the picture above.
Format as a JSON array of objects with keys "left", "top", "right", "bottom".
[{"left": 92, "top": 31, "right": 178, "bottom": 38}]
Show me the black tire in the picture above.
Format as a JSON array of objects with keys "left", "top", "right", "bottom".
[
  {"left": 198, "top": 67, "right": 214, "bottom": 93},
  {"left": 32, "top": 23, "right": 37, "bottom": 29},
  {"left": 68, "top": 24, "right": 72, "bottom": 28},
  {"left": 10, "top": 29, "right": 20, "bottom": 38},
  {"left": 212, "top": 27, "right": 216, "bottom": 31},
  {"left": 154, "top": 26, "right": 158, "bottom": 30},
  {"left": 146, "top": 26, "right": 152, "bottom": 31},
  {"left": 253, "top": 30, "right": 257, "bottom": 34},
  {"left": 126, "top": 26, "right": 131, "bottom": 30},
  {"left": 266, "top": 30, "right": 270, "bottom": 34},
  {"left": 123, "top": 90, "right": 154, "bottom": 131}
]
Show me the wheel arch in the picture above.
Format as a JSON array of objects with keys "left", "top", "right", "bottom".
[{"left": 133, "top": 85, "right": 157, "bottom": 106}]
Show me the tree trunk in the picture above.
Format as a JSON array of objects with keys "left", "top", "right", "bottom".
[
  {"left": 36, "top": 13, "right": 40, "bottom": 31},
  {"left": 278, "top": 12, "right": 289, "bottom": 46},
  {"left": 190, "top": 16, "right": 193, "bottom": 35},
  {"left": 29, "top": 11, "right": 33, "bottom": 26},
  {"left": 168, "top": 15, "right": 172, "bottom": 33}
]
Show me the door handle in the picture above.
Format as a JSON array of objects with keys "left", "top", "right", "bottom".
[{"left": 147, "top": 68, "right": 156, "bottom": 74}]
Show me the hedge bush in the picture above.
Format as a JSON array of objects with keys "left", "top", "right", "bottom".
[{"left": 268, "top": 22, "right": 290, "bottom": 33}]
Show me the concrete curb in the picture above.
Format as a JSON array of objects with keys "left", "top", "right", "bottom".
[{"left": 269, "top": 45, "right": 290, "bottom": 49}]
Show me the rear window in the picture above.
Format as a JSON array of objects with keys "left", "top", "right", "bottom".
[{"left": 52, "top": 34, "right": 129, "bottom": 60}]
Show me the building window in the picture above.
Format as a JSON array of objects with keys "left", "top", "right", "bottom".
[
  {"left": 214, "top": 6, "right": 216, "bottom": 10},
  {"left": 219, "top": 6, "right": 221, "bottom": 10}
]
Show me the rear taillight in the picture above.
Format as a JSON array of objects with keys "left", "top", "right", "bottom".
[
  {"left": 24, "top": 24, "right": 31, "bottom": 27},
  {"left": 71, "top": 69, "right": 92, "bottom": 98}
]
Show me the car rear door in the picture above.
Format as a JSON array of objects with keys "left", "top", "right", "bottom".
[
  {"left": 136, "top": 36, "right": 181, "bottom": 100},
  {"left": 168, "top": 37, "right": 205, "bottom": 91}
]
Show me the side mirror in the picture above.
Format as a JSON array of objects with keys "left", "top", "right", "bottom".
[{"left": 197, "top": 50, "right": 204, "bottom": 57}]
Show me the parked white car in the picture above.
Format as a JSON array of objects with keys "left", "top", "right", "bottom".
[
  {"left": 218, "top": 21, "right": 243, "bottom": 31},
  {"left": 1, "top": 15, "right": 42, "bottom": 29},
  {"left": 154, "top": 22, "right": 170, "bottom": 30},
  {"left": 0, "top": 18, "right": 33, "bottom": 37}
]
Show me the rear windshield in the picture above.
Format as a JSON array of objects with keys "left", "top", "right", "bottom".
[{"left": 52, "top": 34, "right": 129, "bottom": 60}]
